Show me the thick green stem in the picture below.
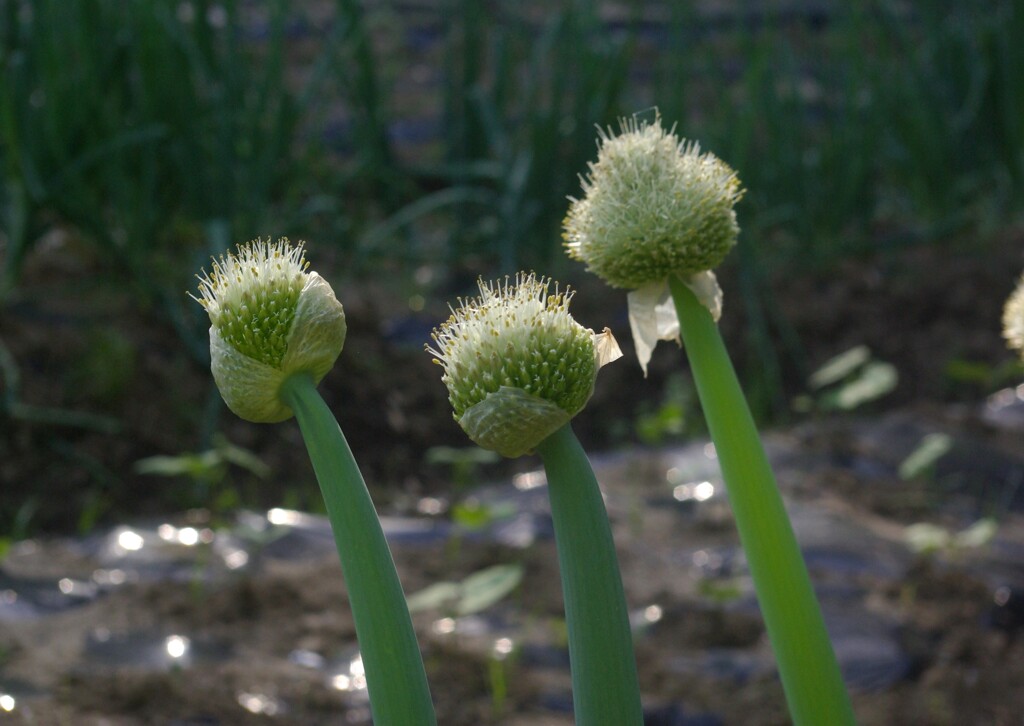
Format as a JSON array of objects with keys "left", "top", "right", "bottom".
[
  {"left": 535, "top": 423, "right": 643, "bottom": 726},
  {"left": 279, "top": 373, "right": 436, "bottom": 726},
  {"left": 668, "top": 275, "right": 855, "bottom": 725}
]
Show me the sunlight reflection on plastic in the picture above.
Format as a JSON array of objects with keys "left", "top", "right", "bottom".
[
  {"left": 13, "top": 540, "right": 37, "bottom": 555},
  {"left": 93, "top": 568, "right": 128, "bottom": 586},
  {"left": 224, "top": 549, "right": 249, "bottom": 570},
  {"left": 432, "top": 617, "right": 456, "bottom": 635},
  {"left": 703, "top": 443, "right": 717, "bottom": 459},
  {"left": 493, "top": 637, "right": 514, "bottom": 659},
  {"left": 331, "top": 655, "right": 367, "bottom": 692},
  {"left": 416, "top": 497, "right": 446, "bottom": 515},
  {"left": 165, "top": 634, "right": 190, "bottom": 660},
  {"left": 995, "top": 586, "right": 1011, "bottom": 607},
  {"left": 990, "top": 385, "right": 1024, "bottom": 408},
  {"left": 57, "top": 578, "right": 96, "bottom": 599},
  {"left": 990, "top": 388, "right": 1017, "bottom": 408},
  {"left": 983, "top": 385, "right": 1024, "bottom": 431},
  {"left": 644, "top": 604, "right": 663, "bottom": 623},
  {"left": 692, "top": 549, "right": 724, "bottom": 572},
  {"left": 513, "top": 471, "right": 546, "bottom": 491},
  {"left": 289, "top": 649, "right": 326, "bottom": 669},
  {"left": 155, "top": 524, "right": 214, "bottom": 545},
  {"left": 347, "top": 706, "right": 371, "bottom": 723},
  {"left": 238, "top": 692, "right": 281, "bottom": 715},
  {"left": 673, "top": 481, "right": 715, "bottom": 502},
  {"left": 449, "top": 614, "right": 489, "bottom": 637},
  {"left": 267, "top": 507, "right": 305, "bottom": 527},
  {"left": 117, "top": 529, "right": 145, "bottom": 552},
  {"left": 0, "top": 694, "right": 14, "bottom": 712}
]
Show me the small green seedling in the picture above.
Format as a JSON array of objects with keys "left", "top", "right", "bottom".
[
  {"left": 905, "top": 518, "right": 998, "bottom": 557},
  {"left": 898, "top": 433, "right": 954, "bottom": 481},
  {"left": 406, "top": 563, "right": 525, "bottom": 617},
  {"left": 798, "top": 345, "right": 898, "bottom": 412}
]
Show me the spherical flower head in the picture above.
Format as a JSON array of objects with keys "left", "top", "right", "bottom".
[
  {"left": 427, "top": 272, "right": 621, "bottom": 458},
  {"left": 1004, "top": 275, "right": 1024, "bottom": 359},
  {"left": 564, "top": 116, "right": 744, "bottom": 289},
  {"left": 192, "top": 238, "right": 346, "bottom": 423}
]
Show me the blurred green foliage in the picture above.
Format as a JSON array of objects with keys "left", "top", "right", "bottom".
[
  {"left": 426, "top": 445, "right": 501, "bottom": 491},
  {"left": 2, "top": 0, "right": 1023, "bottom": 536},
  {"left": 635, "top": 372, "right": 692, "bottom": 445},
  {"left": 3, "top": 1, "right": 1020, "bottom": 298},
  {"left": 796, "top": 345, "right": 898, "bottom": 412},
  {"left": 1, "top": 0, "right": 322, "bottom": 297}
]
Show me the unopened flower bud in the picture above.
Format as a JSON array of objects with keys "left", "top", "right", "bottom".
[
  {"left": 1004, "top": 275, "right": 1024, "bottom": 359},
  {"left": 564, "top": 116, "right": 743, "bottom": 290},
  {"left": 427, "top": 272, "right": 621, "bottom": 457},
  {"left": 564, "top": 115, "right": 744, "bottom": 375},
  {"left": 192, "top": 238, "right": 346, "bottom": 423}
]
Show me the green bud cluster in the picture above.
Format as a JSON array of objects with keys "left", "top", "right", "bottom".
[
  {"left": 564, "top": 116, "right": 743, "bottom": 289},
  {"left": 427, "top": 273, "right": 604, "bottom": 457},
  {"left": 196, "top": 239, "right": 307, "bottom": 367},
  {"left": 192, "top": 238, "right": 346, "bottom": 423}
]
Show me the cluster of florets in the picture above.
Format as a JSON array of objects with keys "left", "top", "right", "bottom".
[
  {"left": 564, "top": 117, "right": 743, "bottom": 289},
  {"left": 1004, "top": 276, "right": 1024, "bottom": 359},
  {"left": 427, "top": 273, "right": 607, "bottom": 456},
  {"left": 194, "top": 239, "right": 309, "bottom": 367},
  {"left": 193, "top": 238, "right": 346, "bottom": 423},
  {"left": 429, "top": 273, "right": 597, "bottom": 417}
]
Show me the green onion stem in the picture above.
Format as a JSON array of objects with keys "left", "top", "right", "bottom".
[
  {"left": 668, "top": 275, "right": 856, "bottom": 725},
  {"left": 535, "top": 422, "right": 643, "bottom": 726},
  {"left": 279, "top": 373, "right": 436, "bottom": 726}
]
